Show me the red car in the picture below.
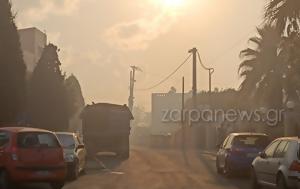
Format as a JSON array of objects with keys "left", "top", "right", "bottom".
[{"left": 0, "top": 127, "right": 67, "bottom": 189}]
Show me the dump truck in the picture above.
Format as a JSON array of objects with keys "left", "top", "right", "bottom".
[{"left": 81, "top": 103, "right": 133, "bottom": 159}]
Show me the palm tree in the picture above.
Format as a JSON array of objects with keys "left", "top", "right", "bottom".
[
  {"left": 265, "top": 0, "right": 300, "bottom": 35},
  {"left": 239, "top": 25, "right": 283, "bottom": 108},
  {"left": 279, "top": 32, "right": 300, "bottom": 102}
]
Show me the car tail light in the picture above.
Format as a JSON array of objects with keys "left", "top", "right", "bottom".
[
  {"left": 289, "top": 161, "right": 300, "bottom": 172},
  {"left": 10, "top": 146, "right": 18, "bottom": 161},
  {"left": 230, "top": 147, "right": 243, "bottom": 155}
]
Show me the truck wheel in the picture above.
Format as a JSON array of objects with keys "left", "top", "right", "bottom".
[
  {"left": 122, "top": 149, "right": 129, "bottom": 160},
  {"left": 118, "top": 136, "right": 129, "bottom": 160}
]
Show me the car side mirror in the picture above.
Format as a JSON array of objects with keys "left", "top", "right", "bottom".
[
  {"left": 77, "top": 144, "right": 84, "bottom": 149},
  {"left": 259, "top": 152, "right": 267, "bottom": 159}
]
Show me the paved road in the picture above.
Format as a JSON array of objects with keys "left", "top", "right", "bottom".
[
  {"left": 64, "top": 147, "right": 249, "bottom": 189},
  {"left": 18, "top": 147, "right": 250, "bottom": 189}
]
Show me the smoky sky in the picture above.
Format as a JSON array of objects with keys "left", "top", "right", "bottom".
[{"left": 12, "top": 0, "right": 265, "bottom": 110}]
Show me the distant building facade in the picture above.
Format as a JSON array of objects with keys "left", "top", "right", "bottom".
[
  {"left": 18, "top": 27, "right": 47, "bottom": 73},
  {"left": 151, "top": 93, "right": 192, "bottom": 136}
]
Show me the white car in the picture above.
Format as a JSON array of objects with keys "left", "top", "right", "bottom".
[
  {"left": 251, "top": 137, "right": 300, "bottom": 189},
  {"left": 56, "top": 132, "right": 86, "bottom": 180}
]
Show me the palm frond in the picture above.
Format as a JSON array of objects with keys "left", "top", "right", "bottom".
[
  {"left": 265, "top": 0, "right": 300, "bottom": 34},
  {"left": 238, "top": 59, "right": 257, "bottom": 73},
  {"left": 240, "top": 48, "right": 259, "bottom": 58}
]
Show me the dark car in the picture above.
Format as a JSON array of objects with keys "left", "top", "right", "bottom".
[{"left": 216, "top": 133, "right": 270, "bottom": 176}]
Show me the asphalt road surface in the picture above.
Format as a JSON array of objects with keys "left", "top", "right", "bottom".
[{"left": 18, "top": 147, "right": 250, "bottom": 189}]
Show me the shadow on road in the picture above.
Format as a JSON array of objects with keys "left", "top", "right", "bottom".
[
  {"left": 96, "top": 154, "right": 124, "bottom": 170},
  {"left": 11, "top": 183, "right": 51, "bottom": 189},
  {"left": 85, "top": 153, "right": 126, "bottom": 175},
  {"left": 196, "top": 150, "right": 251, "bottom": 189}
]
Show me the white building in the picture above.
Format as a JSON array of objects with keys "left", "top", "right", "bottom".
[
  {"left": 18, "top": 27, "right": 47, "bottom": 73},
  {"left": 151, "top": 93, "right": 192, "bottom": 136}
]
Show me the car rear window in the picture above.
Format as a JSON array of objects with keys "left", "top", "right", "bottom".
[
  {"left": 0, "top": 132, "right": 9, "bottom": 147},
  {"left": 232, "top": 135, "right": 269, "bottom": 148},
  {"left": 56, "top": 134, "right": 75, "bottom": 149},
  {"left": 17, "top": 132, "right": 60, "bottom": 148}
]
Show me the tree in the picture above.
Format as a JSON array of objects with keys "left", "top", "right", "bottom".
[
  {"left": 280, "top": 32, "right": 300, "bottom": 102},
  {"left": 264, "top": 0, "right": 300, "bottom": 104},
  {"left": 238, "top": 25, "right": 284, "bottom": 108},
  {"left": 65, "top": 74, "right": 85, "bottom": 116},
  {"left": 0, "top": 0, "right": 26, "bottom": 124},
  {"left": 265, "top": 0, "right": 300, "bottom": 35},
  {"left": 29, "top": 44, "right": 69, "bottom": 131},
  {"left": 65, "top": 74, "right": 85, "bottom": 132}
]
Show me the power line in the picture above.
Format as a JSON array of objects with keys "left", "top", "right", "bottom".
[
  {"left": 197, "top": 51, "right": 212, "bottom": 71},
  {"left": 197, "top": 51, "right": 215, "bottom": 93},
  {"left": 136, "top": 54, "right": 192, "bottom": 91}
]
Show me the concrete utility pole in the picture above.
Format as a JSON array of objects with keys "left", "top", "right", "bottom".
[
  {"left": 128, "top": 66, "right": 142, "bottom": 112},
  {"left": 188, "top": 48, "right": 198, "bottom": 107},
  {"left": 181, "top": 77, "right": 185, "bottom": 148},
  {"left": 209, "top": 68, "right": 215, "bottom": 93}
]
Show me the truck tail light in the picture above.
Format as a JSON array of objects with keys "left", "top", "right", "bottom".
[{"left": 289, "top": 161, "right": 300, "bottom": 172}]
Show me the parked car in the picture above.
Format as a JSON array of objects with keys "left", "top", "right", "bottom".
[
  {"left": 0, "top": 127, "right": 66, "bottom": 189},
  {"left": 251, "top": 137, "right": 300, "bottom": 189},
  {"left": 56, "top": 132, "right": 86, "bottom": 180},
  {"left": 216, "top": 133, "right": 270, "bottom": 176}
]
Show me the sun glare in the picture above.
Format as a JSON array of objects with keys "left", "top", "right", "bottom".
[
  {"left": 153, "top": 0, "right": 185, "bottom": 10},
  {"left": 163, "top": 0, "right": 184, "bottom": 8}
]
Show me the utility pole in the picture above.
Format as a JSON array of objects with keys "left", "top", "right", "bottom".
[
  {"left": 181, "top": 77, "right": 185, "bottom": 149},
  {"left": 188, "top": 47, "right": 198, "bottom": 107},
  {"left": 181, "top": 76, "right": 189, "bottom": 166},
  {"left": 128, "top": 66, "right": 142, "bottom": 112},
  {"left": 209, "top": 68, "right": 215, "bottom": 93}
]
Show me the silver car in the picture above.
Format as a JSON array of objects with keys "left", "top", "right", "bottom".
[
  {"left": 56, "top": 132, "right": 87, "bottom": 180},
  {"left": 251, "top": 137, "right": 300, "bottom": 189}
]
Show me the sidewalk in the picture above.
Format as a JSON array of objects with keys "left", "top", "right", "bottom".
[{"left": 200, "top": 149, "right": 217, "bottom": 156}]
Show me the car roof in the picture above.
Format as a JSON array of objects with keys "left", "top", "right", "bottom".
[
  {"left": 0, "top": 127, "right": 53, "bottom": 133},
  {"left": 229, "top": 132, "right": 268, "bottom": 136},
  {"left": 55, "top": 132, "right": 76, "bottom": 136},
  {"left": 274, "top": 137, "right": 300, "bottom": 141}
]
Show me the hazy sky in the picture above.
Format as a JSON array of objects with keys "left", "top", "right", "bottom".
[{"left": 12, "top": 0, "right": 265, "bottom": 110}]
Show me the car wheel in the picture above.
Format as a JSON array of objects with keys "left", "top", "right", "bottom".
[
  {"left": 81, "top": 161, "right": 87, "bottom": 175},
  {"left": 51, "top": 182, "right": 65, "bottom": 189},
  {"left": 81, "top": 168, "right": 86, "bottom": 175},
  {"left": 223, "top": 160, "right": 233, "bottom": 177},
  {"left": 216, "top": 158, "right": 222, "bottom": 174},
  {"left": 250, "top": 168, "right": 261, "bottom": 189},
  {"left": 0, "top": 170, "right": 14, "bottom": 189},
  {"left": 277, "top": 173, "right": 287, "bottom": 189}
]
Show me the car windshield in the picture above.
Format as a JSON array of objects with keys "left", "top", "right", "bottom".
[
  {"left": 17, "top": 132, "right": 60, "bottom": 148},
  {"left": 232, "top": 135, "right": 269, "bottom": 148},
  {"left": 57, "top": 134, "right": 75, "bottom": 149}
]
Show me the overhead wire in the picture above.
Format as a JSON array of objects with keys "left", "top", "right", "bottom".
[
  {"left": 136, "top": 54, "right": 192, "bottom": 91},
  {"left": 135, "top": 23, "right": 264, "bottom": 92}
]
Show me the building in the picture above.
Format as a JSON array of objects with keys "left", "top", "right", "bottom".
[
  {"left": 18, "top": 27, "right": 47, "bottom": 73},
  {"left": 151, "top": 92, "right": 192, "bottom": 147}
]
